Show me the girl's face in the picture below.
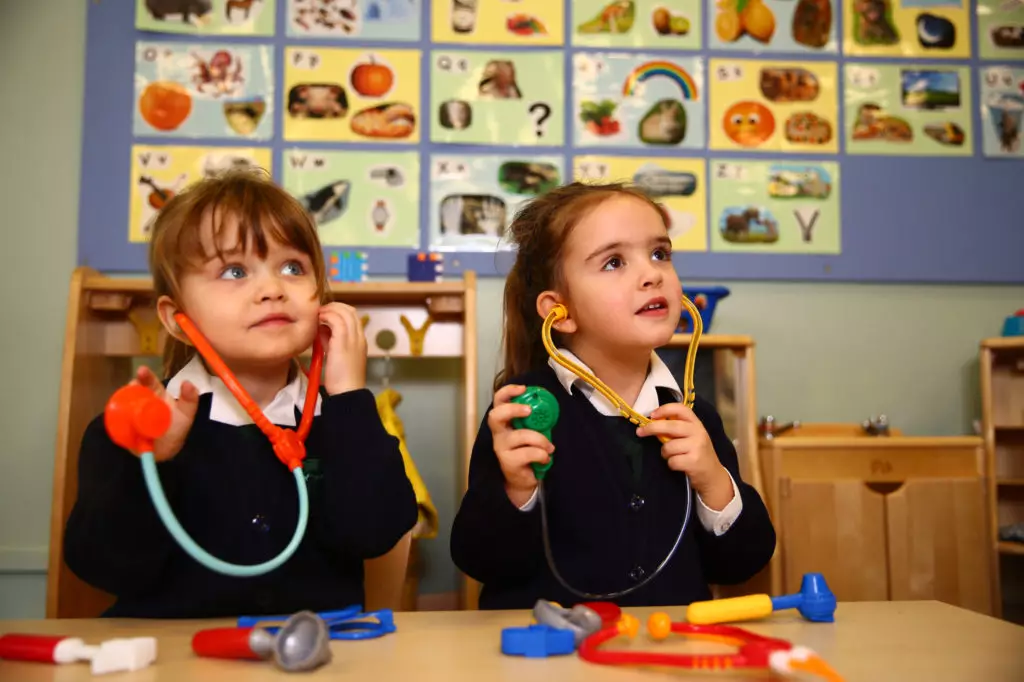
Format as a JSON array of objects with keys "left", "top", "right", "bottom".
[
  {"left": 163, "top": 212, "right": 321, "bottom": 371},
  {"left": 552, "top": 195, "right": 682, "bottom": 356}
]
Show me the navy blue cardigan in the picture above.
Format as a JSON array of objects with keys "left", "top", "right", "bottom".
[
  {"left": 64, "top": 388, "right": 418, "bottom": 618},
  {"left": 450, "top": 365, "right": 776, "bottom": 609}
]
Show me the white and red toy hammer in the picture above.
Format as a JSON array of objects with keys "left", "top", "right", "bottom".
[{"left": 0, "top": 633, "right": 157, "bottom": 675}]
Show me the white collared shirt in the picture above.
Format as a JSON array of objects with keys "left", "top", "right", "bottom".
[
  {"left": 165, "top": 355, "right": 322, "bottom": 427},
  {"left": 517, "top": 349, "right": 742, "bottom": 536}
]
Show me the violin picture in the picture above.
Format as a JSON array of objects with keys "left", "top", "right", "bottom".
[{"left": 139, "top": 175, "right": 177, "bottom": 210}]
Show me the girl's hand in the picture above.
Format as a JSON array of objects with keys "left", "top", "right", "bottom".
[
  {"left": 131, "top": 366, "right": 200, "bottom": 462},
  {"left": 318, "top": 302, "right": 368, "bottom": 396},
  {"left": 636, "top": 404, "right": 734, "bottom": 510},
  {"left": 487, "top": 384, "right": 555, "bottom": 507}
]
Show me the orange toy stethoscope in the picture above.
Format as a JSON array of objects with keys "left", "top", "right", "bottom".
[{"left": 103, "top": 313, "right": 323, "bottom": 577}]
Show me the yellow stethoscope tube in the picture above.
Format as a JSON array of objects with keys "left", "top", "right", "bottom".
[
  {"left": 532, "top": 294, "right": 704, "bottom": 601},
  {"left": 541, "top": 295, "right": 703, "bottom": 440}
]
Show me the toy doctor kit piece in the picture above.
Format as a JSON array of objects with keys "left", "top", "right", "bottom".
[
  {"left": 511, "top": 295, "right": 703, "bottom": 600},
  {"left": 578, "top": 611, "right": 846, "bottom": 680},
  {"left": 104, "top": 312, "right": 323, "bottom": 577},
  {"left": 501, "top": 600, "right": 606, "bottom": 658},
  {"left": 0, "top": 632, "right": 157, "bottom": 675},
  {"left": 192, "top": 610, "right": 332, "bottom": 673},
  {"left": 239, "top": 606, "right": 397, "bottom": 641},
  {"left": 687, "top": 573, "right": 838, "bottom": 625}
]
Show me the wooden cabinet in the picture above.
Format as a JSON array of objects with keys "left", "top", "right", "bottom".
[
  {"left": 980, "top": 336, "right": 1024, "bottom": 620},
  {"left": 761, "top": 435, "right": 993, "bottom": 616}
]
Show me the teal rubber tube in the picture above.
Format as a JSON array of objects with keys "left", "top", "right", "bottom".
[{"left": 140, "top": 452, "right": 309, "bottom": 576}]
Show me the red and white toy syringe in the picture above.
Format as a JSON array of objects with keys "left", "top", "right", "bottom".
[{"left": 0, "top": 633, "right": 157, "bottom": 675}]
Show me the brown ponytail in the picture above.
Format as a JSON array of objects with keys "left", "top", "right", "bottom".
[{"left": 494, "top": 181, "right": 666, "bottom": 392}]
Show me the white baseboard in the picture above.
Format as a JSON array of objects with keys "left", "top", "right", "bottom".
[{"left": 0, "top": 547, "right": 48, "bottom": 573}]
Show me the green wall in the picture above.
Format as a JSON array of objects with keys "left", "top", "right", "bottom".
[{"left": 1, "top": 1, "right": 1020, "bottom": 618}]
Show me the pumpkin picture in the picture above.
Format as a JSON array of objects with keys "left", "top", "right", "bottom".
[
  {"left": 139, "top": 81, "right": 193, "bottom": 131},
  {"left": 350, "top": 57, "right": 395, "bottom": 98}
]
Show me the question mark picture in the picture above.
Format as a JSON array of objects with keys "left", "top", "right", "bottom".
[
  {"left": 431, "top": 50, "right": 565, "bottom": 145},
  {"left": 529, "top": 102, "right": 552, "bottom": 138}
]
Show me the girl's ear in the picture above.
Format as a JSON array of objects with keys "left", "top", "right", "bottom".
[
  {"left": 156, "top": 295, "right": 190, "bottom": 345},
  {"left": 536, "top": 290, "right": 577, "bottom": 334}
]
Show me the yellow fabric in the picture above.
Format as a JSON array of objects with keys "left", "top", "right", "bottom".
[{"left": 376, "top": 387, "right": 439, "bottom": 540}]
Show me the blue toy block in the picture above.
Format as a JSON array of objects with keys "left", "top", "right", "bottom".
[
  {"left": 407, "top": 252, "right": 444, "bottom": 282},
  {"left": 679, "top": 286, "right": 730, "bottom": 333},
  {"left": 500, "top": 625, "right": 575, "bottom": 658},
  {"left": 328, "top": 250, "right": 368, "bottom": 283}
]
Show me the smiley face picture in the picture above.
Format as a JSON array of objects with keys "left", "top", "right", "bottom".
[{"left": 723, "top": 101, "right": 775, "bottom": 147}]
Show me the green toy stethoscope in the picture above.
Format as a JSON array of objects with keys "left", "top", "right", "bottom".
[
  {"left": 511, "top": 295, "right": 703, "bottom": 600},
  {"left": 104, "top": 313, "right": 323, "bottom": 577}
]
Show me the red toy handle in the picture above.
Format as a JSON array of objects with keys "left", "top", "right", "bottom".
[
  {"left": 192, "top": 627, "right": 262, "bottom": 660},
  {"left": 0, "top": 634, "right": 70, "bottom": 663}
]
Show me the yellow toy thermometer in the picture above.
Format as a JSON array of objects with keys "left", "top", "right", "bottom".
[{"left": 687, "top": 573, "right": 837, "bottom": 625}]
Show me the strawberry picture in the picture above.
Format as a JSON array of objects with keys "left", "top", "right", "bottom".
[{"left": 580, "top": 99, "right": 622, "bottom": 137}]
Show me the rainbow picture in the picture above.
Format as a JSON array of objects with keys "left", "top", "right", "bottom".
[{"left": 622, "top": 61, "right": 699, "bottom": 100}]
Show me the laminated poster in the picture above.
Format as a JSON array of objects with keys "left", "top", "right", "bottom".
[
  {"left": 128, "top": 145, "right": 272, "bottom": 242},
  {"left": 980, "top": 66, "right": 1024, "bottom": 158},
  {"left": 708, "top": 59, "right": 838, "bottom": 153},
  {"left": 845, "top": 63, "right": 972, "bottom": 156},
  {"left": 572, "top": 0, "right": 702, "bottom": 51},
  {"left": 135, "top": 0, "right": 275, "bottom": 36},
  {"left": 283, "top": 47, "right": 421, "bottom": 143},
  {"left": 432, "top": 0, "right": 565, "bottom": 46},
  {"left": 709, "top": 159, "right": 841, "bottom": 255},
  {"left": 709, "top": 0, "right": 838, "bottom": 53},
  {"left": 286, "top": 0, "right": 422, "bottom": 41},
  {"left": 134, "top": 42, "right": 274, "bottom": 140},
  {"left": 977, "top": 0, "right": 1024, "bottom": 60},
  {"left": 428, "top": 154, "right": 566, "bottom": 251},
  {"left": 842, "top": 0, "right": 968, "bottom": 58},
  {"left": 574, "top": 156, "right": 708, "bottom": 252},
  {"left": 430, "top": 50, "right": 565, "bottom": 146},
  {"left": 573, "top": 53, "right": 705, "bottom": 150},
  {"left": 281, "top": 149, "right": 420, "bottom": 247}
]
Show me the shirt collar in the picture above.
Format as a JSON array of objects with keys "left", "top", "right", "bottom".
[
  {"left": 165, "top": 355, "right": 322, "bottom": 427},
  {"left": 547, "top": 349, "right": 682, "bottom": 417}
]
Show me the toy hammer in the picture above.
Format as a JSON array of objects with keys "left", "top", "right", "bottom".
[{"left": 686, "top": 573, "right": 837, "bottom": 625}]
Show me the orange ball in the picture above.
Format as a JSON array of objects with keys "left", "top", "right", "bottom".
[{"left": 648, "top": 612, "right": 672, "bottom": 641}]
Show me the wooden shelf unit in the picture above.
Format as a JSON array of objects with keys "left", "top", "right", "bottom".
[
  {"left": 980, "top": 336, "right": 1024, "bottom": 618},
  {"left": 47, "top": 266, "right": 478, "bottom": 618}
]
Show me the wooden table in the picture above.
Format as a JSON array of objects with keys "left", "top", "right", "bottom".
[{"left": 2, "top": 602, "right": 1022, "bottom": 681}]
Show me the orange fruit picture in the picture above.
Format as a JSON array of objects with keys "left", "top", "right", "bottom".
[
  {"left": 139, "top": 81, "right": 193, "bottom": 132},
  {"left": 350, "top": 58, "right": 395, "bottom": 98}
]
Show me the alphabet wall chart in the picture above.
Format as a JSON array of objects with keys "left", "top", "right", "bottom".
[{"left": 77, "top": 1, "right": 1024, "bottom": 282}]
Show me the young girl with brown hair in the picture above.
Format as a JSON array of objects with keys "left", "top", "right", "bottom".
[
  {"left": 64, "top": 170, "right": 417, "bottom": 618},
  {"left": 450, "top": 182, "right": 776, "bottom": 609}
]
